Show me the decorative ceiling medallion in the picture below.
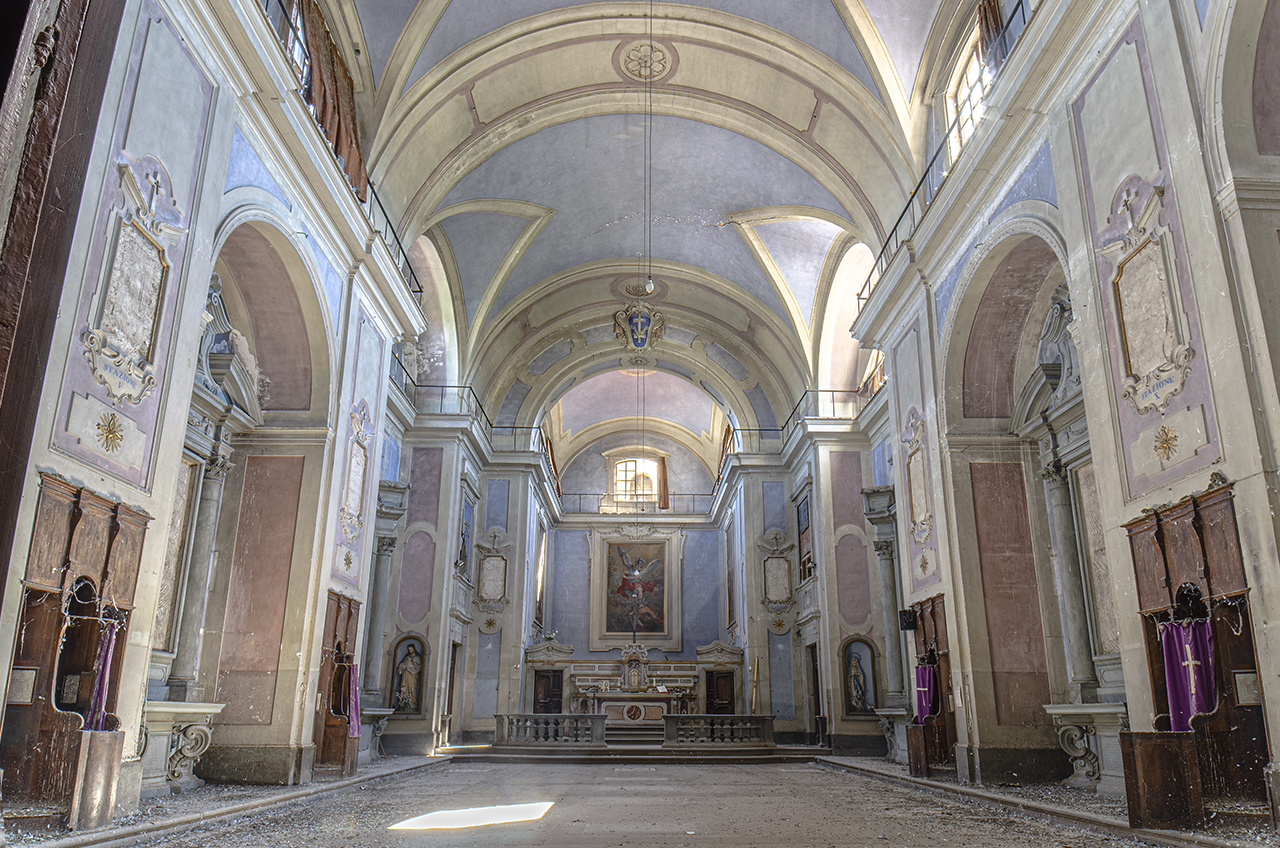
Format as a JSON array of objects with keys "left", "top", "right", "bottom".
[
  {"left": 618, "top": 41, "right": 673, "bottom": 83},
  {"left": 615, "top": 301, "right": 665, "bottom": 353},
  {"left": 1153, "top": 425, "right": 1178, "bottom": 462}
]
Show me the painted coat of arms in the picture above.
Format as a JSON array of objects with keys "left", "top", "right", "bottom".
[{"left": 615, "top": 302, "right": 665, "bottom": 352}]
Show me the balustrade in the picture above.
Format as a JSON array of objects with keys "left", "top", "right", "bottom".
[
  {"left": 494, "top": 714, "right": 606, "bottom": 747},
  {"left": 662, "top": 715, "right": 775, "bottom": 747}
]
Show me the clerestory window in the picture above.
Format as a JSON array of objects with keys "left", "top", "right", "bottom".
[
  {"left": 614, "top": 458, "right": 659, "bottom": 502},
  {"left": 948, "top": 30, "right": 990, "bottom": 157}
]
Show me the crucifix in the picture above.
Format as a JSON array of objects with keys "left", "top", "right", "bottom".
[{"left": 1182, "top": 642, "right": 1201, "bottom": 697}]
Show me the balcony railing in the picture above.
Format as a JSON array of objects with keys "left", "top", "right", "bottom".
[
  {"left": 389, "top": 354, "right": 559, "bottom": 481},
  {"left": 557, "top": 493, "right": 716, "bottom": 515},
  {"left": 857, "top": 0, "right": 1030, "bottom": 311},
  {"left": 258, "top": 0, "right": 422, "bottom": 298}
]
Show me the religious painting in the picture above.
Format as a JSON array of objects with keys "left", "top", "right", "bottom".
[
  {"left": 605, "top": 541, "right": 666, "bottom": 634},
  {"left": 589, "top": 527, "right": 683, "bottom": 651},
  {"left": 390, "top": 636, "right": 426, "bottom": 714},
  {"left": 842, "top": 638, "right": 876, "bottom": 715},
  {"left": 797, "top": 495, "right": 813, "bottom": 580}
]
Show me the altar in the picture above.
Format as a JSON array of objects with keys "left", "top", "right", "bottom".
[{"left": 523, "top": 640, "right": 744, "bottom": 721}]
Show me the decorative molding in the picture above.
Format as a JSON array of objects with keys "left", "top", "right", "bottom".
[
  {"left": 167, "top": 721, "right": 214, "bottom": 782},
  {"left": 376, "top": 536, "right": 397, "bottom": 556}
]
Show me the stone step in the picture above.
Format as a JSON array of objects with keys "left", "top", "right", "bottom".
[{"left": 441, "top": 745, "right": 822, "bottom": 766}]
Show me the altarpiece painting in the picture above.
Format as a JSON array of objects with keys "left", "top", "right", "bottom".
[{"left": 590, "top": 526, "right": 683, "bottom": 651}]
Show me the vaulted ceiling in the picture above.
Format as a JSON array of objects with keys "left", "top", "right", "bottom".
[{"left": 327, "top": 0, "right": 968, "bottom": 450}]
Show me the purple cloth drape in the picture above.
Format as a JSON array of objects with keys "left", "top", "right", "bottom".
[
  {"left": 914, "top": 665, "right": 936, "bottom": 725},
  {"left": 1158, "top": 619, "right": 1216, "bottom": 732},
  {"left": 348, "top": 663, "right": 362, "bottom": 738},
  {"left": 87, "top": 621, "right": 119, "bottom": 731}
]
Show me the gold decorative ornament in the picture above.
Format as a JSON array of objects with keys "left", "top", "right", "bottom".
[
  {"left": 96, "top": 413, "right": 124, "bottom": 453},
  {"left": 1154, "top": 425, "right": 1179, "bottom": 461}
]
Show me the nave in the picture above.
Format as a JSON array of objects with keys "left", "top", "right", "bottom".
[{"left": 7, "top": 759, "right": 1255, "bottom": 848}]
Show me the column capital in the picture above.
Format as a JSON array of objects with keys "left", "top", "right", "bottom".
[
  {"left": 873, "top": 539, "right": 896, "bottom": 557},
  {"left": 204, "top": 455, "right": 234, "bottom": 482},
  {"left": 376, "top": 536, "right": 398, "bottom": 556},
  {"left": 1041, "top": 462, "right": 1069, "bottom": 488}
]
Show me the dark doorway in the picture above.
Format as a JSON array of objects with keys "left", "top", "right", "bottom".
[
  {"left": 706, "top": 671, "right": 735, "bottom": 714},
  {"left": 807, "top": 643, "right": 825, "bottom": 745},
  {"left": 532, "top": 670, "right": 563, "bottom": 713}
]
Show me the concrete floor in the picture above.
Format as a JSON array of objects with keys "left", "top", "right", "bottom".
[{"left": 117, "top": 762, "right": 1149, "bottom": 848}]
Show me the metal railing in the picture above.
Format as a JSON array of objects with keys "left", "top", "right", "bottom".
[
  {"left": 857, "top": 0, "right": 1030, "bottom": 310},
  {"left": 389, "top": 356, "right": 561, "bottom": 486},
  {"left": 257, "top": 0, "right": 422, "bottom": 298},
  {"left": 557, "top": 493, "right": 716, "bottom": 515}
]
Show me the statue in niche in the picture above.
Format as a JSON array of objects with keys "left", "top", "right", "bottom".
[
  {"left": 842, "top": 639, "right": 875, "bottom": 714},
  {"left": 392, "top": 640, "right": 423, "bottom": 713}
]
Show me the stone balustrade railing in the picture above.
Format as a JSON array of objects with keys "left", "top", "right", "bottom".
[
  {"left": 494, "top": 714, "right": 606, "bottom": 747},
  {"left": 663, "top": 715, "right": 775, "bottom": 747}
]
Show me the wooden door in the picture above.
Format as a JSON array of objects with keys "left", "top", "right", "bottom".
[
  {"left": 313, "top": 591, "right": 361, "bottom": 777},
  {"left": 532, "top": 670, "right": 563, "bottom": 713},
  {"left": 912, "top": 595, "right": 956, "bottom": 768},
  {"left": 706, "top": 671, "right": 735, "bottom": 714}
]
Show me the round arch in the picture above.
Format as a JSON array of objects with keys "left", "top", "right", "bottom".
[
  {"left": 210, "top": 212, "right": 334, "bottom": 425},
  {"left": 939, "top": 217, "right": 1069, "bottom": 429}
]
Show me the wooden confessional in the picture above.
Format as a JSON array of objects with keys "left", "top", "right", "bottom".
[
  {"left": 313, "top": 590, "right": 361, "bottom": 778},
  {"left": 0, "top": 474, "right": 149, "bottom": 829},
  {"left": 1121, "top": 481, "right": 1268, "bottom": 829},
  {"left": 905, "top": 594, "right": 956, "bottom": 778}
]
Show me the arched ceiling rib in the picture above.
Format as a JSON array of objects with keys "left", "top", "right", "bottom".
[{"left": 330, "top": 0, "right": 948, "bottom": 436}]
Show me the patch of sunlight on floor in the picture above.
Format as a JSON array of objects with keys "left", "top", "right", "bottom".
[{"left": 388, "top": 802, "right": 554, "bottom": 830}]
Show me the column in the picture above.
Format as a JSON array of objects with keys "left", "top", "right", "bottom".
[
  {"left": 362, "top": 535, "right": 396, "bottom": 698},
  {"left": 1042, "top": 463, "right": 1098, "bottom": 695},
  {"left": 862, "top": 486, "right": 905, "bottom": 708},
  {"left": 168, "top": 453, "right": 233, "bottom": 701},
  {"left": 874, "top": 538, "right": 905, "bottom": 705}
]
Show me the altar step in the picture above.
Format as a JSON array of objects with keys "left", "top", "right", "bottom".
[
  {"left": 440, "top": 744, "right": 823, "bottom": 765},
  {"left": 604, "top": 725, "right": 666, "bottom": 745}
]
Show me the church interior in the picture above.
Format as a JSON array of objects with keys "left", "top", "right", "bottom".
[{"left": 1, "top": 0, "right": 1280, "bottom": 837}]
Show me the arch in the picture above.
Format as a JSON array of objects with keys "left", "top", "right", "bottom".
[
  {"left": 1210, "top": 0, "right": 1280, "bottom": 185},
  {"left": 210, "top": 210, "right": 334, "bottom": 425},
  {"left": 940, "top": 218, "right": 1069, "bottom": 428},
  {"left": 816, "top": 242, "right": 877, "bottom": 391},
  {"left": 407, "top": 234, "right": 460, "bottom": 385}
]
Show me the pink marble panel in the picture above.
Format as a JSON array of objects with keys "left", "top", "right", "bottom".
[
  {"left": 830, "top": 451, "right": 864, "bottom": 529},
  {"left": 835, "top": 534, "right": 871, "bottom": 627},
  {"left": 969, "top": 461, "right": 1050, "bottom": 727},
  {"left": 406, "top": 447, "right": 442, "bottom": 525},
  {"left": 215, "top": 455, "right": 304, "bottom": 724},
  {"left": 399, "top": 531, "right": 435, "bottom": 624}
]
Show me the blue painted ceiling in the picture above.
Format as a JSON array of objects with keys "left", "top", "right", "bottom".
[{"left": 434, "top": 114, "right": 852, "bottom": 329}]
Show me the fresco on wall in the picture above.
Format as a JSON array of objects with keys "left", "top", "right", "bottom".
[{"left": 605, "top": 542, "right": 666, "bottom": 634}]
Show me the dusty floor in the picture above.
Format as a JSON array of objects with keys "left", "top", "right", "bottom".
[{"left": 89, "top": 761, "right": 1156, "bottom": 848}]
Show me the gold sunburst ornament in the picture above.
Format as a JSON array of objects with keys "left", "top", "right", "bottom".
[
  {"left": 1154, "top": 425, "right": 1178, "bottom": 461},
  {"left": 96, "top": 412, "right": 124, "bottom": 453}
]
